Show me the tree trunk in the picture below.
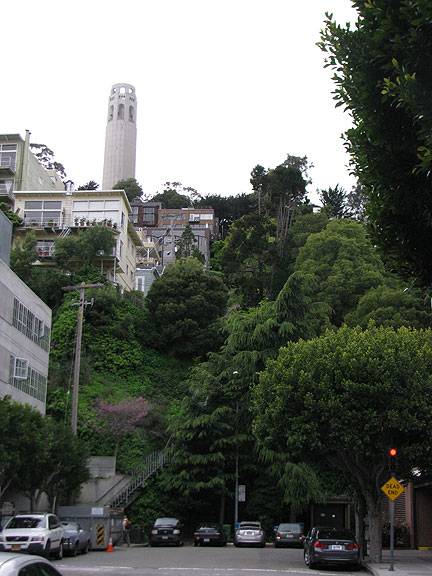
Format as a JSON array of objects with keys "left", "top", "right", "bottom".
[
  {"left": 219, "top": 492, "right": 225, "bottom": 525},
  {"left": 366, "top": 493, "right": 383, "bottom": 563},
  {"left": 354, "top": 496, "right": 366, "bottom": 560}
]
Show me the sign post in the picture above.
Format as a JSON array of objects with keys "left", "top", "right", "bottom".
[{"left": 381, "top": 477, "right": 405, "bottom": 571}]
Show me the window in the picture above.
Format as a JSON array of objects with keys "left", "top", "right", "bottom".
[
  {"left": 119, "top": 240, "right": 123, "bottom": 257},
  {"left": 12, "top": 298, "right": 50, "bottom": 351},
  {"left": 0, "top": 179, "right": 13, "bottom": 193},
  {"left": 9, "top": 356, "right": 47, "bottom": 402},
  {"left": 189, "top": 214, "right": 200, "bottom": 222},
  {"left": 136, "top": 277, "right": 145, "bottom": 292},
  {"left": 129, "top": 105, "right": 134, "bottom": 122},
  {"left": 24, "top": 200, "right": 62, "bottom": 227},
  {"left": 118, "top": 103, "right": 125, "bottom": 119},
  {"left": 108, "top": 105, "right": 114, "bottom": 121},
  {"left": 0, "top": 143, "right": 17, "bottom": 170},
  {"left": 14, "top": 358, "right": 28, "bottom": 379}
]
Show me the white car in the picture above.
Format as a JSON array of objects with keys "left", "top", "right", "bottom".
[
  {"left": 0, "top": 514, "right": 64, "bottom": 559},
  {"left": 0, "top": 551, "right": 63, "bottom": 575}
]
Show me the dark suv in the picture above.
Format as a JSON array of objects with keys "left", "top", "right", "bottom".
[{"left": 149, "top": 518, "right": 183, "bottom": 547}]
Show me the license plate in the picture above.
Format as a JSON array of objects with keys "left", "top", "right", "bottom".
[
  {"left": 162, "top": 536, "right": 168, "bottom": 540},
  {"left": 287, "top": 534, "right": 294, "bottom": 538},
  {"left": 204, "top": 538, "right": 210, "bottom": 542},
  {"left": 11, "top": 545, "right": 21, "bottom": 551},
  {"left": 332, "top": 545, "right": 343, "bottom": 550}
]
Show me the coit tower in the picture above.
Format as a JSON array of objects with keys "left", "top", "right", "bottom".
[{"left": 102, "top": 83, "right": 137, "bottom": 190}]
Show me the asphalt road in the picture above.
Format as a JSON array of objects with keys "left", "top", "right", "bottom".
[{"left": 53, "top": 544, "right": 367, "bottom": 576}]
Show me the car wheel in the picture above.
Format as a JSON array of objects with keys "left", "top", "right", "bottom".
[
  {"left": 55, "top": 542, "right": 64, "bottom": 560},
  {"left": 304, "top": 550, "right": 316, "bottom": 569},
  {"left": 44, "top": 541, "right": 51, "bottom": 559},
  {"left": 82, "top": 541, "right": 90, "bottom": 554}
]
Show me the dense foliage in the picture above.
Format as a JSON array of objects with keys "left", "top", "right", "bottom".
[
  {"left": 319, "top": 0, "right": 432, "bottom": 282},
  {"left": 253, "top": 325, "right": 432, "bottom": 561}
]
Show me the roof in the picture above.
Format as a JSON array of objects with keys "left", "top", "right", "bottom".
[{"left": 0, "top": 134, "right": 24, "bottom": 143}]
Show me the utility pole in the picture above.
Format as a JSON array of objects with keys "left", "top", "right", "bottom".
[{"left": 63, "top": 282, "right": 103, "bottom": 434}]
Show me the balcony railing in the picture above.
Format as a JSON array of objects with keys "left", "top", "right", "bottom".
[
  {"left": 0, "top": 157, "right": 16, "bottom": 173},
  {"left": 21, "top": 216, "right": 121, "bottom": 230}
]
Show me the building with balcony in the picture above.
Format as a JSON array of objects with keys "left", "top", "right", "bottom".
[
  {"left": 0, "top": 212, "right": 51, "bottom": 414},
  {"left": 13, "top": 189, "right": 142, "bottom": 292},
  {"left": 0, "top": 131, "right": 64, "bottom": 206},
  {"left": 138, "top": 207, "right": 217, "bottom": 267}
]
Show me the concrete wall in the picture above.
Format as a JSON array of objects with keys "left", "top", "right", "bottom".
[
  {"left": 0, "top": 211, "right": 12, "bottom": 264},
  {"left": 0, "top": 259, "right": 51, "bottom": 414}
]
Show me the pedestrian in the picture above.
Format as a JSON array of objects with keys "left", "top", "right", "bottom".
[{"left": 122, "top": 515, "right": 131, "bottom": 547}]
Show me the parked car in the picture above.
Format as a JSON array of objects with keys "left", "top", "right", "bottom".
[
  {"left": 149, "top": 518, "right": 183, "bottom": 547},
  {"left": 0, "top": 551, "right": 64, "bottom": 575},
  {"left": 234, "top": 521, "right": 265, "bottom": 548},
  {"left": 303, "top": 526, "right": 360, "bottom": 569},
  {"left": 274, "top": 522, "right": 304, "bottom": 548},
  {"left": 193, "top": 523, "right": 226, "bottom": 546},
  {"left": 60, "top": 522, "right": 91, "bottom": 556},
  {"left": 0, "top": 514, "right": 64, "bottom": 559}
]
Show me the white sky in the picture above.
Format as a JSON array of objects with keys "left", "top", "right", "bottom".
[{"left": 2, "top": 0, "right": 357, "bottom": 202}]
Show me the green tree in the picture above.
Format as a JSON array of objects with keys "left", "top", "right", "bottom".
[
  {"left": 253, "top": 325, "right": 432, "bottom": 562},
  {"left": 151, "top": 182, "right": 193, "bottom": 208},
  {"left": 294, "top": 219, "right": 384, "bottom": 325},
  {"left": 10, "top": 231, "right": 37, "bottom": 283},
  {"left": 222, "top": 212, "right": 276, "bottom": 307},
  {"left": 113, "top": 178, "right": 143, "bottom": 203},
  {"left": 176, "top": 224, "right": 204, "bottom": 262},
  {"left": 78, "top": 180, "right": 99, "bottom": 191},
  {"left": 319, "top": 1, "right": 432, "bottom": 283},
  {"left": 320, "top": 184, "right": 350, "bottom": 218},
  {"left": 0, "top": 202, "right": 22, "bottom": 227},
  {"left": 345, "top": 284, "right": 432, "bottom": 329},
  {"left": 146, "top": 258, "right": 228, "bottom": 357},
  {"left": 54, "top": 227, "right": 115, "bottom": 274},
  {"left": 195, "top": 193, "right": 257, "bottom": 238},
  {"left": 30, "top": 143, "right": 67, "bottom": 180}
]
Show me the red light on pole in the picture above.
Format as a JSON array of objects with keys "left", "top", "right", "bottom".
[{"left": 389, "top": 448, "right": 397, "bottom": 457}]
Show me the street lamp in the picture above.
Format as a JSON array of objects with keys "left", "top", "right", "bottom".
[{"left": 232, "top": 371, "right": 239, "bottom": 529}]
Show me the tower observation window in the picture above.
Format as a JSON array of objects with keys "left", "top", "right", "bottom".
[
  {"left": 129, "top": 106, "right": 134, "bottom": 122},
  {"left": 118, "top": 103, "right": 125, "bottom": 119}
]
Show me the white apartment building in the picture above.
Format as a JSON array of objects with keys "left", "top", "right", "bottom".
[
  {"left": 13, "top": 189, "right": 142, "bottom": 292},
  {"left": 0, "top": 212, "right": 51, "bottom": 414}
]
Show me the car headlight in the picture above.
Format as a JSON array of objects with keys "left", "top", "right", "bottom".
[
  {"left": 31, "top": 536, "right": 44, "bottom": 542},
  {"left": 0, "top": 536, "right": 4, "bottom": 542},
  {"left": 151, "top": 529, "right": 158, "bottom": 534},
  {"left": 173, "top": 529, "right": 180, "bottom": 535}
]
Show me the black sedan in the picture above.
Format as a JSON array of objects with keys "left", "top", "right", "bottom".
[
  {"left": 193, "top": 523, "right": 227, "bottom": 546},
  {"left": 303, "top": 526, "right": 361, "bottom": 569},
  {"left": 149, "top": 518, "right": 183, "bottom": 547}
]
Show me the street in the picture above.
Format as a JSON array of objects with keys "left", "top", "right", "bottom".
[{"left": 53, "top": 544, "right": 366, "bottom": 576}]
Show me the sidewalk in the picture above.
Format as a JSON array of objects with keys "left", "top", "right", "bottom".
[{"left": 365, "top": 549, "right": 432, "bottom": 576}]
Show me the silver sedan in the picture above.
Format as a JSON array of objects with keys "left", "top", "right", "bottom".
[
  {"left": 0, "top": 551, "right": 63, "bottom": 575},
  {"left": 234, "top": 521, "right": 266, "bottom": 547}
]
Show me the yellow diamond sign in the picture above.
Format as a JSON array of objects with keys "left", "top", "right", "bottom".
[{"left": 381, "top": 477, "right": 405, "bottom": 501}]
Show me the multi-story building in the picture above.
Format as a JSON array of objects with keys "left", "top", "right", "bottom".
[
  {"left": 139, "top": 207, "right": 217, "bottom": 266},
  {"left": 0, "top": 212, "right": 51, "bottom": 415},
  {"left": 0, "top": 131, "right": 64, "bottom": 206},
  {"left": 13, "top": 189, "right": 142, "bottom": 292}
]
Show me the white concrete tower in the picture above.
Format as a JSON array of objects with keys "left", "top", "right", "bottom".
[{"left": 102, "top": 83, "right": 137, "bottom": 190}]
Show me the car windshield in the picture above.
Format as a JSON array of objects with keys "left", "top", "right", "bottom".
[
  {"left": 318, "top": 529, "right": 354, "bottom": 540},
  {"left": 154, "top": 518, "right": 178, "bottom": 526},
  {"left": 197, "top": 524, "right": 220, "bottom": 530},
  {"left": 62, "top": 522, "right": 78, "bottom": 530},
  {"left": 278, "top": 523, "right": 303, "bottom": 532},
  {"left": 6, "top": 517, "right": 44, "bottom": 529},
  {"left": 240, "top": 523, "right": 261, "bottom": 529}
]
